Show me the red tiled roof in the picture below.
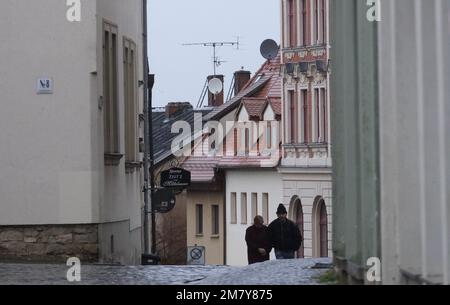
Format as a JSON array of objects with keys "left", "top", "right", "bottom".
[
  {"left": 181, "top": 53, "right": 283, "bottom": 182},
  {"left": 242, "top": 98, "right": 268, "bottom": 119},
  {"left": 268, "top": 98, "right": 282, "bottom": 116},
  {"left": 245, "top": 53, "right": 282, "bottom": 99},
  {"left": 203, "top": 53, "right": 281, "bottom": 121},
  {"left": 216, "top": 155, "right": 280, "bottom": 169},
  {"left": 182, "top": 156, "right": 220, "bottom": 183}
]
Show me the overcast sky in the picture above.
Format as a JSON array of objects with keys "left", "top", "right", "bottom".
[{"left": 148, "top": 0, "right": 280, "bottom": 108}]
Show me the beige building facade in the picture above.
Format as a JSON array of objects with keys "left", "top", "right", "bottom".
[{"left": 0, "top": 0, "right": 145, "bottom": 265}]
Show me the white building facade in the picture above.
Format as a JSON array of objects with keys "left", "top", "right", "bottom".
[{"left": 0, "top": 0, "right": 145, "bottom": 265}]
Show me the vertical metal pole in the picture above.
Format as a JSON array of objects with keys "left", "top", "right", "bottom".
[
  {"left": 142, "top": 0, "right": 150, "bottom": 256},
  {"left": 148, "top": 74, "right": 157, "bottom": 255}
]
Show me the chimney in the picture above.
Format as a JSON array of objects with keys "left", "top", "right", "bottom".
[
  {"left": 165, "top": 102, "right": 193, "bottom": 118},
  {"left": 207, "top": 75, "right": 224, "bottom": 107},
  {"left": 234, "top": 69, "right": 251, "bottom": 96}
]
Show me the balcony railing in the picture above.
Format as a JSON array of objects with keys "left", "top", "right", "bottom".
[{"left": 282, "top": 143, "right": 331, "bottom": 168}]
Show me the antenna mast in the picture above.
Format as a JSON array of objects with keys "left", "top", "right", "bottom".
[{"left": 182, "top": 38, "right": 240, "bottom": 75}]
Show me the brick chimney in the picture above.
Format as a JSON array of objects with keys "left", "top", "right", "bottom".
[
  {"left": 234, "top": 69, "right": 251, "bottom": 95},
  {"left": 165, "top": 102, "right": 193, "bottom": 118},
  {"left": 207, "top": 75, "right": 224, "bottom": 107}
]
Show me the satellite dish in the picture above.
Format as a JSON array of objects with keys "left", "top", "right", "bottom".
[
  {"left": 260, "top": 39, "right": 279, "bottom": 60},
  {"left": 208, "top": 78, "right": 223, "bottom": 95}
]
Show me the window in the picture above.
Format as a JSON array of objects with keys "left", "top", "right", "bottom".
[
  {"left": 315, "top": 88, "right": 320, "bottom": 142},
  {"left": 289, "top": 90, "right": 297, "bottom": 143},
  {"left": 314, "top": 0, "right": 319, "bottom": 44},
  {"left": 288, "top": 0, "right": 297, "bottom": 47},
  {"left": 262, "top": 193, "right": 269, "bottom": 224},
  {"left": 241, "top": 193, "right": 248, "bottom": 224},
  {"left": 103, "top": 21, "right": 120, "bottom": 156},
  {"left": 301, "top": 89, "right": 308, "bottom": 143},
  {"left": 233, "top": 128, "right": 238, "bottom": 157},
  {"left": 212, "top": 205, "right": 220, "bottom": 236},
  {"left": 209, "top": 128, "right": 216, "bottom": 151},
  {"left": 266, "top": 122, "right": 272, "bottom": 149},
  {"left": 251, "top": 193, "right": 258, "bottom": 220},
  {"left": 244, "top": 128, "right": 250, "bottom": 156},
  {"left": 196, "top": 204, "right": 203, "bottom": 235},
  {"left": 301, "top": 0, "right": 307, "bottom": 46},
  {"left": 321, "top": 0, "right": 326, "bottom": 44},
  {"left": 123, "top": 38, "right": 137, "bottom": 162},
  {"left": 230, "top": 193, "right": 237, "bottom": 224},
  {"left": 313, "top": 88, "right": 327, "bottom": 143},
  {"left": 320, "top": 88, "right": 327, "bottom": 143}
]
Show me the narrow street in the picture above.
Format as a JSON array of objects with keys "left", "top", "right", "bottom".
[{"left": 0, "top": 258, "right": 332, "bottom": 285}]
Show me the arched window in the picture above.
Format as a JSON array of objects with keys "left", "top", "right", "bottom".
[
  {"left": 318, "top": 200, "right": 328, "bottom": 257},
  {"left": 313, "top": 197, "right": 329, "bottom": 257},
  {"left": 291, "top": 197, "right": 304, "bottom": 258}
]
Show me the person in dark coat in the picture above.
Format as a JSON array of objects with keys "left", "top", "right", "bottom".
[
  {"left": 268, "top": 204, "right": 303, "bottom": 259},
  {"left": 245, "top": 216, "right": 271, "bottom": 265}
]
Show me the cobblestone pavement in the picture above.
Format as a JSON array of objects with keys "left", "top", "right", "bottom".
[
  {"left": 0, "top": 258, "right": 332, "bottom": 285},
  {"left": 193, "top": 258, "right": 332, "bottom": 285}
]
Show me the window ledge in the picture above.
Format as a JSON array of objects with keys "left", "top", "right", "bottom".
[
  {"left": 283, "top": 143, "right": 328, "bottom": 149},
  {"left": 195, "top": 234, "right": 204, "bottom": 238},
  {"left": 125, "top": 161, "right": 142, "bottom": 174},
  {"left": 210, "top": 235, "right": 220, "bottom": 239},
  {"left": 104, "top": 153, "right": 124, "bottom": 166}
]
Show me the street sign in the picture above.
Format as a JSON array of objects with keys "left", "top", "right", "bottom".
[
  {"left": 37, "top": 78, "right": 53, "bottom": 94},
  {"left": 187, "top": 246, "right": 206, "bottom": 266},
  {"left": 154, "top": 189, "right": 176, "bottom": 214},
  {"left": 161, "top": 167, "right": 191, "bottom": 188}
]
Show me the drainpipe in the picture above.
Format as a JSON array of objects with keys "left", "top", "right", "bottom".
[
  {"left": 142, "top": 0, "right": 159, "bottom": 265},
  {"left": 142, "top": 0, "right": 150, "bottom": 257}
]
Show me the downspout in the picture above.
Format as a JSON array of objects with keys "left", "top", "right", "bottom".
[{"left": 142, "top": 0, "right": 150, "bottom": 256}]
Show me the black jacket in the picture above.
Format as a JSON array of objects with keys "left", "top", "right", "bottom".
[
  {"left": 268, "top": 218, "right": 303, "bottom": 252},
  {"left": 245, "top": 225, "right": 271, "bottom": 264}
]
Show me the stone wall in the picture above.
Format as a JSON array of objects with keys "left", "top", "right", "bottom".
[{"left": 0, "top": 224, "right": 99, "bottom": 263}]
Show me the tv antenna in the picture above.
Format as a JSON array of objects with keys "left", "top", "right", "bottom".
[{"left": 182, "top": 38, "right": 240, "bottom": 75}]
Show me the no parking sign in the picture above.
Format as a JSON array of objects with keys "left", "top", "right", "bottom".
[{"left": 187, "top": 246, "right": 205, "bottom": 266}]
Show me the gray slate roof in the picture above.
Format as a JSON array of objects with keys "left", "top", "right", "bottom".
[{"left": 152, "top": 106, "right": 213, "bottom": 164}]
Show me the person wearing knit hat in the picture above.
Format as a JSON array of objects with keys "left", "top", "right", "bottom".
[
  {"left": 276, "top": 203, "right": 287, "bottom": 215},
  {"left": 268, "top": 203, "right": 303, "bottom": 260}
]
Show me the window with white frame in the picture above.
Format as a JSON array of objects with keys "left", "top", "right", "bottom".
[
  {"left": 312, "top": 0, "right": 327, "bottom": 45},
  {"left": 211, "top": 205, "right": 220, "bottom": 236},
  {"left": 241, "top": 193, "right": 248, "bottom": 224},
  {"left": 313, "top": 87, "right": 327, "bottom": 143},
  {"left": 289, "top": 90, "right": 298, "bottom": 144},
  {"left": 251, "top": 193, "right": 258, "bottom": 221},
  {"left": 230, "top": 193, "right": 237, "bottom": 224},
  {"left": 123, "top": 37, "right": 138, "bottom": 163},
  {"left": 262, "top": 193, "right": 269, "bottom": 223},
  {"left": 103, "top": 21, "right": 120, "bottom": 156},
  {"left": 287, "top": 0, "right": 297, "bottom": 47},
  {"left": 300, "top": 0, "right": 307, "bottom": 46},
  {"left": 320, "top": 87, "right": 327, "bottom": 143},
  {"left": 196, "top": 204, "right": 203, "bottom": 235},
  {"left": 300, "top": 89, "right": 308, "bottom": 143}
]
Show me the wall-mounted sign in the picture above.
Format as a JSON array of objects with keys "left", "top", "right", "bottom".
[
  {"left": 154, "top": 189, "right": 176, "bottom": 214},
  {"left": 187, "top": 246, "right": 205, "bottom": 266},
  {"left": 161, "top": 167, "right": 191, "bottom": 188},
  {"left": 37, "top": 78, "right": 53, "bottom": 94}
]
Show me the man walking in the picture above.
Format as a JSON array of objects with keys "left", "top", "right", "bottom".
[
  {"left": 245, "top": 216, "right": 271, "bottom": 265},
  {"left": 268, "top": 204, "right": 303, "bottom": 259}
]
